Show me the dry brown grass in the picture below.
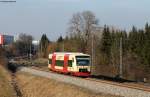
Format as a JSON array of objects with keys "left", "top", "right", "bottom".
[
  {"left": 33, "top": 58, "right": 48, "bottom": 64},
  {"left": 16, "top": 72, "right": 122, "bottom": 97},
  {"left": 0, "top": 66, "right": 16, "bottom": 97},
  {"left": 0, "top": 56, "right": 8, "bottom": 66},
  {"left": 13, "top": 58, "right": 48, "bottom": 67}
]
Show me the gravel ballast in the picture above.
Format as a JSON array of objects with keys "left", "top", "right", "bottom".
[{"left": 20, "top": 67, "right": 150, "bottom": 97}]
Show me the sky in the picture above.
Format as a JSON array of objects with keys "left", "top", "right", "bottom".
[{"left": 0, "top": 0, "right": 150, "bottom": 41}]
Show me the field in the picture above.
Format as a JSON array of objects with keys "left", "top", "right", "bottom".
[{"left": 16, "top": 72, "right": 122, "bottom": 97}]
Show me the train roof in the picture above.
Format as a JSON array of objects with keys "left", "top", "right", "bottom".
[{"left": 49, "top": 52, "right": 90, "bottom": 56}]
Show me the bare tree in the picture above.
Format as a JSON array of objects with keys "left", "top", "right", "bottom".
[
  {"left": 15, "top": 33, "right": 33, "bottom": 56},
  {"left": 68, "top": 11, "right": 99, "bottom": 52},
  {"left": 18, "top": 33, "right": 33, "bottom": 44},
  {"left": 82, "top": 11, "right": 98, "bottom": 40}
]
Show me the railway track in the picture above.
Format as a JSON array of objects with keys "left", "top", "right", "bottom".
[
  {"left": 30, "top": 66, "right": 150, "bottom": 92},
  {"left": 18, "top": 67, "right": 150, "bottom": 97},
  {"left": 9, "top": 59, "right": 150, "bottom": 96},
  {"left": 85, "top": 78, "right": 150, "bottom": 92},
  {"left": 9, "top": 59, "right": 150, "bottom": 94}
]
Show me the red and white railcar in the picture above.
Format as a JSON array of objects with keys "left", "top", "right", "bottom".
[{"left": 48, "top": 52, "right": 91, "bottom": 77}]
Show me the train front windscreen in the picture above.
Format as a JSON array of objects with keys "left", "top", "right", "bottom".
[{"left": 76, "top": 56, "right": 90, "bottom": 66}]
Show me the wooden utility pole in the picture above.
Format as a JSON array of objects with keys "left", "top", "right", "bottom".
[
  {"left": 119, "top": 37, "right": 123, "bottom": 78},
  {"left": 91, "top": 34, "right": 94, "bottom": 74},
  {"left": 62, "top": 41, "right": 64, "bottom": 52}
]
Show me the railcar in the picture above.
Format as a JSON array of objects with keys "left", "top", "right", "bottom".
[{"left": 48, "top": 52, "right": 91, "bottom": 77}]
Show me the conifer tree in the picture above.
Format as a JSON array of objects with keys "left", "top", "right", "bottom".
[
  {"left": 40, "top": 34, "right": 50, "bottom": 57},
  {"left": 101, "top": 25, "right": 112, "bottom": 57}
]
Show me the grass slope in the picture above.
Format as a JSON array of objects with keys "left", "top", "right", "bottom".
[
  {"left": 16, "top": 72, "right": 122, "bottom": 97},
  {"left": 0, "top": 66, "right": 16, "bottom": 97}
]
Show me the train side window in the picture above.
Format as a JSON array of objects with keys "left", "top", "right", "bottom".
[
  {"left": 68, "top": 60, "right": 72, "bottom": 67},
  {"left": 56, "top": 60, "right": 64, "bottom": 66}
]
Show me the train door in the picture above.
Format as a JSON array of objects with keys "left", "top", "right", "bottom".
[
  {"left": 51, "top": 54, "right": 56, "bottom": 70},
  {"left": 63, "top": 54, "right": 69, "bottom": 72}
]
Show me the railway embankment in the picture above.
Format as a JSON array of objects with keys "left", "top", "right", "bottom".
[
  {"left": 16, "top": 71, "right": 119, "bottom": 97},
  {"left": 8, "top": 61, "right": 120, "bottom": 97},
  {"left": 8, "top": 58, "right": 150, "bottom": 97},
  {"left": 19, "top": 67, "right": 150, "bottom": 97}
]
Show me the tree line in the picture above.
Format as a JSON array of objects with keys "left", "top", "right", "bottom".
[{"left": 46, "top": 11, "right": 150, "bottom": 82}]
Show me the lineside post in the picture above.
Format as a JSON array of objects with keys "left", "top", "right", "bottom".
[
  {"left": 91, "top": 33, "right": 94, "bottom": 74},
  {"left": 119, "top": 37, "right": 123, "bottom": 78}
]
